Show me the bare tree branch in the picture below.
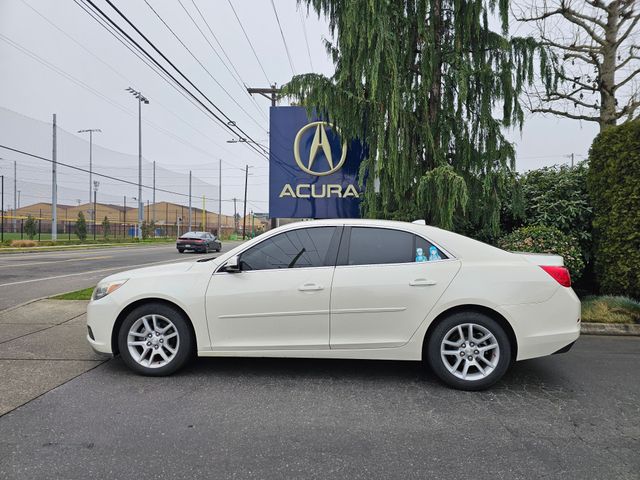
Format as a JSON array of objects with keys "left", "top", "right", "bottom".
[
  {"left": 616, "top": 14, "right": 640, "bottom": 46},
  {"left": 616, "top": 67, "right": 640, "bottom": 90},
  {"left": 531, "top": 106, "right": 599, "bottom": 121}
]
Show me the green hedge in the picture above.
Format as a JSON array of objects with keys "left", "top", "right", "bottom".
[
  {"left": 588, "top": 120, "right": 640, "bottom": 298},
  {"left": 498, "top": 225, "right": 585, "bottom": 280}
]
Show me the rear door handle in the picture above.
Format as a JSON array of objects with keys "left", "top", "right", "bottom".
[
  {"left": 298, "top": 283, "right": 324, "bottom": 292},
  {"left": 409, "top": 278, "right": 437, "bottom": 286}
]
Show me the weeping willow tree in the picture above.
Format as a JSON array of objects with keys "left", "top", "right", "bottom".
[{"left": 284, "top": 0, "right": 545, "bottom": 237}]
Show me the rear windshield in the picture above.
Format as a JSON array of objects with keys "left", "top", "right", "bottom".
[{"left": 181, "top": 232, "right": 205, "bottom": 238}]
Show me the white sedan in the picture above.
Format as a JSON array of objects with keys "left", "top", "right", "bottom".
[{"left": 87, "top": 219, "right": 580, "bottom": 390}]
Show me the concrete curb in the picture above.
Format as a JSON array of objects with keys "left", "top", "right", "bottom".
[{"left": 581, "top": 322, "right": 640, "bottom": 336}]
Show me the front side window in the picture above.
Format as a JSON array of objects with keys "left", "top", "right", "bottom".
[
  {"left": 240, "top": 227, "right": 336, "bottom": 271},
  {"left": 346, "top": 227, "right": 447, "bottom": 266}
]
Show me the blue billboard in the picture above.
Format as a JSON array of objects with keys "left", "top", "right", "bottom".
[{"left": 269, "top": 106, "right": 365, "bottom": 218}]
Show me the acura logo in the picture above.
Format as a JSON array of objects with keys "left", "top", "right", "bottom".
[{"left": 293, "top": 121, "right": 347, "bottom": 176}]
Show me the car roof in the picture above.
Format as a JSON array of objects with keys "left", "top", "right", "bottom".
[{"left": 275, "top": 219, "right": 511, "bottom": 261}]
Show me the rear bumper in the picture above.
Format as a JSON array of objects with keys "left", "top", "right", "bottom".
[{"left": 503, "top": 286, "right": 581, "bottom": 361}]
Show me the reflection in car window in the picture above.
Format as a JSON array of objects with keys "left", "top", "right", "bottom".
[
  {"left": 240, "top": 227, "right": 336, "bottom": 271},
  {"left": 347, "top": 227, "right": 447, "bottom": 266}
]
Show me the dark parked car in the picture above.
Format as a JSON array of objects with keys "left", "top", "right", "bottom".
[{"left": 176, "top": 232, "right": 221, "bottom": 253}]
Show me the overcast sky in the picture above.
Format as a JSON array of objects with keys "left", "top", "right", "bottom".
[{"left": 0, "top": 0, "right": 598, "bottom": 215}]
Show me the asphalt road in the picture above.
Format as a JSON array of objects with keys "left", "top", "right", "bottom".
[
  {"left": 0, "top": 335, "right": 638, "bottom": 479},
  {"left": 0, "top": 243, "right": 241, "bottom": 311}
]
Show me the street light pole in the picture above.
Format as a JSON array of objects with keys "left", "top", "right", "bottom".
[
  {"left": 77, "top": 129, "right": 101, "bottom": 207},
  {"left": 126, "top": 87, "right": 149, "bottom": 240}
]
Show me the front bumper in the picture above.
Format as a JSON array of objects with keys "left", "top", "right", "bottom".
[{"left": 86, "top": 296, "right": 120, "bottom": 355}]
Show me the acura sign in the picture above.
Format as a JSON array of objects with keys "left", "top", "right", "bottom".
[{"left": 269, "top": 106, "right": 365, "bottom": 218}]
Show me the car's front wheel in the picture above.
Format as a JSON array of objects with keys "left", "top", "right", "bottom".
[
  {"left": 117, "top": 302, "right": 194, "bottom": 376},
  {"left": 426, "top": 312, "right": 511, "bottom": 391}
]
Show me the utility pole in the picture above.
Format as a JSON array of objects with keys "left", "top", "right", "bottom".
[
  {"left": 202, "top": 195, "right": 205, "bottom": 231},
  {"left": 217, "top": 159, "right": 222, "bottom": 236},
  {"left": 13, "top": 161, "right": 16, "bottom": 233},
  {"left": 1, "top": 174, "right": 4, "bottom": 243},
  {"left": 233, "top": 198, "right": 238, "bottom": 234},
  {"left": 93, "top": 181, "right": 99, "bottom": 240},
  {"left": 247, "top": 84, "right": 280, "bottom": 230},
  {"left": 242, "top": 165, "right": 249, "bottom": 240},
  {"left": 77, "top": 128, "right": 101, "bottom": 205},
  {"left": 152, "top": 160, "right": 156, "bottom": 224},
  {"left": 126, "top": 87, "right": 148, "bottom": 240},
  {"left": 188, "top": 170, "right": 192, "bottom": 231},
  {"left": 123, "top": 195, "right": 127, "bottom": 237},
  {"left": 52, "top": 114, "right": 57, "bottom": 241}
]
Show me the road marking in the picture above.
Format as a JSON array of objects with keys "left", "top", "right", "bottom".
[
  {"left": 0, "top": 244, "right": 175, "bottom": 260},
  {"left": 0, "top": 255, "right": 112, "bottom": 269},
  {"left": 0, "top": 258, "right": 186, "bottom": 288}
]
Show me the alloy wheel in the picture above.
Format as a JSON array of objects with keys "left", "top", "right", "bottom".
[
  {"left": 127, "top": 314, "right": 180, "bottom": 368},
  {"left": 440, "top": 323, "right": 500, "bottom": 381}
]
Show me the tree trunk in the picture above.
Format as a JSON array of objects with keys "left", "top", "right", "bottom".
[{"left": 600, "top": 2, "right": 620, "bottom": 131}]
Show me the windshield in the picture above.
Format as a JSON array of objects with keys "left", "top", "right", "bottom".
[{"left": 181, "top": 232, "right": 205, "bottom": 239}]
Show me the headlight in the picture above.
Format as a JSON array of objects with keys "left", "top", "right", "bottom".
[{"left": 92, "top": 280, "right": 128, "bottom": 301}]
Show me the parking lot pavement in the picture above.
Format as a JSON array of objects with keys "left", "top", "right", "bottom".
[{"left": 0, "top": 335, "right": 638, "bottom": 480}]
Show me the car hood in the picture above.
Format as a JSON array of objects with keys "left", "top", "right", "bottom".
[{"left": 100, "top": 261, "right": 196, "bottom": 283}]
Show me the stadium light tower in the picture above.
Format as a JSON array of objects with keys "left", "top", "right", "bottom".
[{"left": 126, "top": 87, "right": 149, "bottom": 240}]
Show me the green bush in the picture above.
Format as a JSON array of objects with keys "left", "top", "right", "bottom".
[
  {"left": 519, "top": 162, "right": 593, "bottom": 260},
  {"left": 75, "top": 211, "right": 87, "bottom": 241},
  {"left": 24, "top": 215, "right": 38, "bottom": 240},
  {"left": 588, "top": 120, "right": 640, "bottom": 298},
  {"left": 497, "top": 225, "right": 585, "bottom": 280}
]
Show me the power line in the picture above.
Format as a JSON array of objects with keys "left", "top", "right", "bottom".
[
  {"left": 0, "top": 144, "right": 256, "bottom": 205},
  {"left": 270, "top": 0, "right": 296, "bottom": 76},
  {"left": 226, "top": 0, "right": 272, "bottom": 84},
  {"left": 142, "top": 0, "right": 267, "bottom": 132},
  {"left": 177, "top": 0, "right": 268, "bottom": 122},
  {"left": 80, "top": 0, "right": 269, "bottom": 161},
  {"left": 299, "top": 6, "right": 314, "bottom": 72},
  {"left": 0, "top": 29, "right": 235, "bottom": 166}
]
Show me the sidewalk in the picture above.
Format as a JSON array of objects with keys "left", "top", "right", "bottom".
[{"left": 0, "top": 299, "right": 106, "bottom": 416}]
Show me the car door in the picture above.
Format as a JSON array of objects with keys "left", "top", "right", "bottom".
[
  {"left": 330, "top": 226, "right": 461, "bottom": 349},
  {"left": 206, "top": 226, "right": 341, "bottom": 350}
]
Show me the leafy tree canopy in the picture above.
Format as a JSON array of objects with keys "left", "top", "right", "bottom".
[{"left": 285, "top": 0, "right": 541, "bottom": 235}]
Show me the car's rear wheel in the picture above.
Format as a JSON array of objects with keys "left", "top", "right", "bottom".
[
  {"left": 426, "top": 312, "right": 511, "bottom": 391},
  {"left": 177, "top": 248, "right": 184, "bottom": 253},
  {"left": 117, "top": 302, "right": 194, "bottom": 376}
]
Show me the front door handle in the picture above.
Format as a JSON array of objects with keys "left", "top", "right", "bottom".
[
  {"left": 409, "top": 278, "right": 437, "bottom": 287},
  {"left": 298, "top": 283, "right": 324, "bottom": 292}
]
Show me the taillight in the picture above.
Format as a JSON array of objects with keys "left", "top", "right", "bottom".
[{"left": 540, "top": 265, "right": 571, "bottom": 287}]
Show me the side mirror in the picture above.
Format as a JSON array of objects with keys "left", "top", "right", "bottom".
[{"left": 223, "top": 255, "right": 241, "bottom": 273}]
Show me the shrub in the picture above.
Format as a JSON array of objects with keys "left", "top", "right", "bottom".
[
  {"left": 24, "top": 215, "right": 37, "bottom": 240},
  {"left": 581, "top": 296, "right": 640, "bottom": 324},
  {"left": 498, "top": 225, "right": 585, "bottom": 280},
  {"left": 75, "top": 211, "right": 87, "bottom": 241},
  {"left": 102, "top": 216, "right": 111, "bottom": 239},
  {"left": 519, "top": 162, "right": 593, "bottom": 259},
  {"left": 588, "top": 120, "right": 640, "bottom": 298},
  {"left": 10, "top": 240, "right": 37, "bottom": 247}
]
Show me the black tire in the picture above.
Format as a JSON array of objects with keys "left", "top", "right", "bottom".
[
  {"left": 177, "top": 248, "right": 184, "bottom": 253},
  {"left": 117, "top": 302, "right": 194, "bottom": 376},
  {"left": 426, "top": 311, "right": 511, "bottom": 391}
]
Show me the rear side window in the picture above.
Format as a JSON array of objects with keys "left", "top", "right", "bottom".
[
  {"left": 345, "top": 227, "right": 447, "bottom": 266},
  {"left": 240, "top": 227, "right": 336, "bottom": 271}
]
